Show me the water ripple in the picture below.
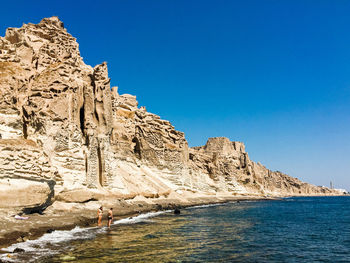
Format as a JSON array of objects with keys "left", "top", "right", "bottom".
[{"left": 1, "top": 197, "right": 349, "bottom": 263}]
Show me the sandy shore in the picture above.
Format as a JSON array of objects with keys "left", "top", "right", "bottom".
[{"left": 0, "top": 194, "right": 278, "bottom": 251}]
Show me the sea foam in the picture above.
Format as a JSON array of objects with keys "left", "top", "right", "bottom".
[{"left": 0, "top": 210, "right": 169, "bottom": 262}]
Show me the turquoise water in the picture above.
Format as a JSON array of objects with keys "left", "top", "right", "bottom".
[{"left": 2, "top": 197, "right": 350, "bottom": 262}]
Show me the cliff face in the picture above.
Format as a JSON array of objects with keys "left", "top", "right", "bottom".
[
  {"left": 189, "top": 137, "right": 335, "bottom": 196},
  {"left": 0, "top": 17, "right": 342, "bottom": 211}
]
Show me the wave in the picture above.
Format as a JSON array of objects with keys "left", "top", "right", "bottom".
[
  {"left": 188, "top": 203, "right": 224, "bottom": 209},
  {"left": 114, "top": 210, "right": 170, "bottom": 225},
  {"left": 0, "top": 210, "right": 170, "bottom": 262}
]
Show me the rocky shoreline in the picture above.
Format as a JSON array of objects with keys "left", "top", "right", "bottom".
[
  {"left": 0, "top": 194, "right": 279, "bottom": 252},
  {"left": 2, "top": 193, "right": 346, "bottom": 254}
]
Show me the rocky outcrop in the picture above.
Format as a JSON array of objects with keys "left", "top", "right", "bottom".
[
  {"left": 0, "top": 139, "right": 54, "bottom": 210},
  {"left": 189, "top": 137, "right": 336, "bottom": 196},
  {"left": 111, "top": 88, "right": 189, "bottom": 169},
  {"left": 0, "top": 17, "right": 343, "bottom": 211}
]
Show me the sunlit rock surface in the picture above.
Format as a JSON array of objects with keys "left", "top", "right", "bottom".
[{"left": 0, "top": 17, "right": 342, "bottom": 211}]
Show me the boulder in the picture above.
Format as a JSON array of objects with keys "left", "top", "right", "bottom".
[
  {"left": 13, "top": 248, "right": 25, "bottom": 253},
  {"left": 56, "top": 189, "right": 99, "bottom": 203},
  {"left": 0, "top": 179, "right": 52, "bottom": 209}
]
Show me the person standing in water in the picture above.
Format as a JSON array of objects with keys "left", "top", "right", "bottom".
[
  {"left": 107, "top": 208, "right": 113, "bottom": 228},
  {"left": 97, "top": 206, "right": 103, "bottom": 227}
]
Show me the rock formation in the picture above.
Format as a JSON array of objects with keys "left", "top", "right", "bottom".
[{"left": 0, "top": 17, "right": 342, "bottom": 212}]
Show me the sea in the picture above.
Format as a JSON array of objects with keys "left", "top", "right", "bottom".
[{"left": 1, "top": 196, "right": 349, "bottom": 263}]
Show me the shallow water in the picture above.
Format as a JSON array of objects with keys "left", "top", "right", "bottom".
[{"left": 1, "top": 197, "right": 350, "bottom": 262}]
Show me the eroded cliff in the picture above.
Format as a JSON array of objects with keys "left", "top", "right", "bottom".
[{"left": 0, "top": 17, "right": 342, "bottom": 212}]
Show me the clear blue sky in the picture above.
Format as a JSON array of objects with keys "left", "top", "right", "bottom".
[{"left": 1, "top": 0, "right": 349, "bottom": 190}]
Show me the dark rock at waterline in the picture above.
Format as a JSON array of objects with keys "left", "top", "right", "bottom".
[
  {"left": 174, "top": 208, "right": 181, "bottom": 214},
  {"left": 144, "top": 234, "right": 157, "bottom": 239},
  {"left": 46, "top": 228, "right": 55, "bottom": 233},
  {"left": 13, "top": 248, "right": 25, "bottom": 253}
]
